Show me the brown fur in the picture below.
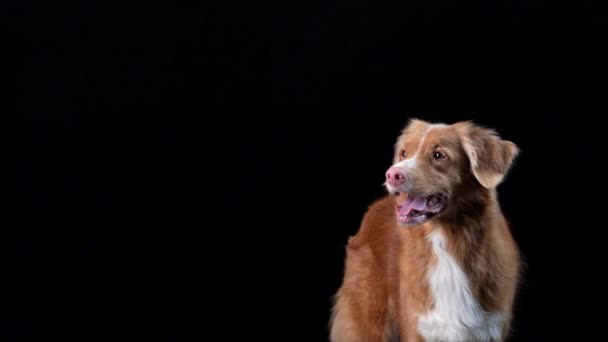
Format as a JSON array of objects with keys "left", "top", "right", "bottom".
[{"left": 330, "top": 120, "right": 521, "bottom": 342}]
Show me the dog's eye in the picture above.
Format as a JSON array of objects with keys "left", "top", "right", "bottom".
[
  {"left": 433, "top": 151, "right": 446, "bottom": 160},
  {"left": 401, "top": 150, "right": 407, "bottom": 158}
]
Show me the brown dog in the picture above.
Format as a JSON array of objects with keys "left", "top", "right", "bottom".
[{"left": 330, "top": 120, "right": 521, "bottom": 342}]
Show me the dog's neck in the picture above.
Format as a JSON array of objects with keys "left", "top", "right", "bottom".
[
  {"left": 440, "top": 184, "right": 493, "bottom": 228},
  {"left": 427, "top": 185, "right": 498, "bottom": 268}
]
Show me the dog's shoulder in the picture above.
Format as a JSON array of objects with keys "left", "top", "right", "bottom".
[{"left": 348, "top": 196, "right": 398, "bottom": 251}]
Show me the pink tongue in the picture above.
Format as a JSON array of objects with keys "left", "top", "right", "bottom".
[{"left": 398, "top": 195, "right": 428, "bottom": 216}]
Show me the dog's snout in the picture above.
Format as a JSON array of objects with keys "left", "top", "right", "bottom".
[{"left": 386, "top": 167, "right": 406, "bottom": 187}]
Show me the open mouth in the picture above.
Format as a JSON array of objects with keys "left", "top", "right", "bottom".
[{"left": 395, "top": 193, "right": 447, "bottom": 225}]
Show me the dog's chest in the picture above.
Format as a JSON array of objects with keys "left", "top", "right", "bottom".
[{"left": 415, "top": 231, "right": 503, "bottom": 342}]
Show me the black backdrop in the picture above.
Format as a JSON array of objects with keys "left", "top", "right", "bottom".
[{"left": 6, "top": 0, "right": 607, "bottom": 340}]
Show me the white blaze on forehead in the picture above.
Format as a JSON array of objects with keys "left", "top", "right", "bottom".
[{"left": 392, "top": 123, "right": 448, "bottom": 170}]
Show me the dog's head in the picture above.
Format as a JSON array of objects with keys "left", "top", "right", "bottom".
[{"left": 385, "top": 119, "right": 519, "bottom": 226}]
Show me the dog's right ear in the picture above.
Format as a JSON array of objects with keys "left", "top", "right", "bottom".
[{"left": 454, "top": 122, "right": 519, "bottom": 189}]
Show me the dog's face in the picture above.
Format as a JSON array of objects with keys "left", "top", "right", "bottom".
[{"left": 385, "top": 119, "right": 519, "bottom": 226}]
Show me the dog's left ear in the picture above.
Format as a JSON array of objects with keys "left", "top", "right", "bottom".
[{"left": 455, "top": 122, "right": 519, "bottom": 189}]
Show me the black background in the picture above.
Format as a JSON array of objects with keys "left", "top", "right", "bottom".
[{"left": 5, "top": 0, "right": 607, "bottom": 340}]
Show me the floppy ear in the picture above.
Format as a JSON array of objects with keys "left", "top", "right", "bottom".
[{"left": 457, "top": 122, "right": 519, "bottom": 189}]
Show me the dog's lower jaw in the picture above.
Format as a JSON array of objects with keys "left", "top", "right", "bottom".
[{"left": 395, "top": 193, "right": 448, "bottom": 226}]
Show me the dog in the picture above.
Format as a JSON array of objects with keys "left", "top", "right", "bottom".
[{"left": 330, "top": 119, "right": 521, "bottom": 342}]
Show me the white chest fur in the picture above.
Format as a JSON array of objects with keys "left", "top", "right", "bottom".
[{"left": 417, "top": 231, "right": 503, "bottom": 342}]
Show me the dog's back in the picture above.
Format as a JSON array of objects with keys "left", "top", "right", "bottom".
[{"left": 330, "top": 120, "right": 521, "bottom": 342}]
